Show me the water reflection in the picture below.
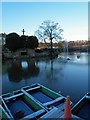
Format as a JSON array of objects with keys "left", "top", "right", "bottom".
[
  {"left": 21, "top": 61, "right": 28, "bottom": 69},
  {"left": 7, "top": 59, "right": 40, "bottom": 82},
  {"left": 2, "top": 53, "right": 88, "bottom": 104}
]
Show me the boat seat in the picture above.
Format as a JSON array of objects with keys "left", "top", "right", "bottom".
[
  {"left": 43, "top": 96, "right": 65, "bottom": 107},
  {"left": 4, "top": 93, "right": 23, "bottom": 101},
  {"left": 21, "top": 109, "right": 46, "bottom": 120},
  {"left": 26, "top": 86, "right": 41, "bottom": 92}
]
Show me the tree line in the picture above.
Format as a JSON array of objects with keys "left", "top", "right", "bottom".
[
  {"left": 4, "top": 33, "right": 39, "bottom": 51},
  {"left": 4, "top": 20, "right": 64, "bottom": 53}
]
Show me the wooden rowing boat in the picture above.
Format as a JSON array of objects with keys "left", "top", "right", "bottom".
[
  {"left": 1, "top": 88, "right": 47, "bottom": 120},
  {"left": 72, "top": 92, "right": 90, "bottom": 120},
  {"left": 21, "top": 83, "right": 72, "bottom": 110},
  {"left": 1, "top": 83, "right": 72, "bottom": 120}
]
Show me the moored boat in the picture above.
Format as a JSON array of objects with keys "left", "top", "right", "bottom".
[
  {"left": 1, "top": 89, "right": 47, "bottom": 120},
  {"left": 0, "top": 83, "right": 73, "bottom": 120},
  {"left": 72, "top": 92, "right": 90, "bottom": 120},
  {"left": 21, "top": 83, "right": 72, "bottom": 110}
]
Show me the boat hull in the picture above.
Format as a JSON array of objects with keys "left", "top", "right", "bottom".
[
  {"left": 21, "top": 83, "right": 72, "bottom": 110},
  {"left": 1, "top": 88, "right": 47, "bottom": 120},
  {"left": 72, "top": 93, "right": 90, "bottom": 120},
  {"left": 1, "top": 83, "right": 72, "bottom": 120}
]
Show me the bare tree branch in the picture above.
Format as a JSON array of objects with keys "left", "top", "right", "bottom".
[{"left": 35, "top": 20, "right": 64, "bottom": 49}]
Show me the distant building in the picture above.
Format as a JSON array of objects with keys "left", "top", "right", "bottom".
[{"left": 0, "top": 33, "right": 6, "bottom": 45}]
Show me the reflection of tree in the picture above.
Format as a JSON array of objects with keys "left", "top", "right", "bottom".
[
  {"left": 21, "top": 63, "right": 39, "bottom": 79},
  {"left": 7, "top": 60, "right": 40, "bottom": 82},
  {"left": 45, "top": 58, "right": 66, "bottom": 82},
  {"left": 8, "top": 63, "right": 22, "bottom": 82},
  {"left": 45, "top": 59, "right": 54, "bottom": 82}
]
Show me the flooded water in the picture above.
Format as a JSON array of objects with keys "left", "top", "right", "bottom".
[{"left": 1, "top": 52, "right": 89, "bottom": 104}]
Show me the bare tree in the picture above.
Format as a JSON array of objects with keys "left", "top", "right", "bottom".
[{"left": 35, "top": 20, "right": 63, "bottom": 54}]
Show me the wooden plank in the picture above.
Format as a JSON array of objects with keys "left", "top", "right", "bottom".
[
  {"left": 60, "top": 114, "right": 84, "bottom": 119},
  {"left": 40, "top": 107, "right": 83, "bottom": 119},
  {"left": 40, "top": 107, "right": 64, "bottom": 118}
]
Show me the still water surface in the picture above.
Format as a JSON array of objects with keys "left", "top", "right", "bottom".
[{"left": 1, "top": 53, "right": 89, "bottom": 104}]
